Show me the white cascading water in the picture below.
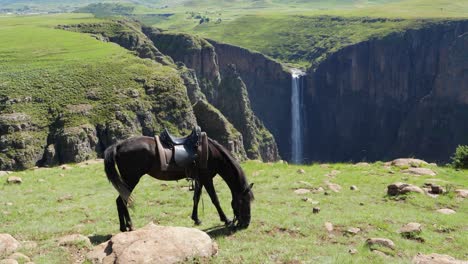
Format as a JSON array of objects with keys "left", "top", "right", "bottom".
[{"left": 291, "top": 69, "right": 304, "bottom": 164}]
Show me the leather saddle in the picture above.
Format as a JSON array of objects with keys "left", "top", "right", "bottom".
[{"left": 155, "top": 126, "right": 208, "bottom": 173}]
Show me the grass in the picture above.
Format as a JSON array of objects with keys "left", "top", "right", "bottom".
[{"left": 1, "top": 161, "right": 467, "bottom": 263}]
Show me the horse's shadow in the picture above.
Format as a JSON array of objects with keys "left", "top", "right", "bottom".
[
  {"left": 88, "top": 234, "right": 113, "bottom": 245},
  {"left": 203, "top": 225, "right": 237, "bottom": 238}
]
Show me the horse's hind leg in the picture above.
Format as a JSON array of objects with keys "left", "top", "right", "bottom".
[
  {"left": 191, "top": 180, "right": 203, "bottom": 225},
  {"left": 116, "top": 196, "right": 130, "bottom": 232},
  {"left": 203, "top": 178, "right": 232, "bottom": 226}
]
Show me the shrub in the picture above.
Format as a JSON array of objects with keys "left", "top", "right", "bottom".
[{"left": 451, "top": 145, "right": 468, "bottom": 169}]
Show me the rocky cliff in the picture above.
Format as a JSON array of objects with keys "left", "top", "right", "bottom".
[{"left": 303, "top": 20, "right": 468, "bottom": 162}]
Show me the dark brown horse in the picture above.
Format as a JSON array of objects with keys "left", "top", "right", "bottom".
[{"left": 104, "top": 136, "right": 254, "bottom": 232}]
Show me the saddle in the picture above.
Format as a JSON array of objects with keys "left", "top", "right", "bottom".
[{"left": 155, "top": 126, "right": 208, "bottom": 175}]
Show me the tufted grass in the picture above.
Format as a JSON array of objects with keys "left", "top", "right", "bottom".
[{"left": 0, "top": 160, "right": 467, "bottom": 263}]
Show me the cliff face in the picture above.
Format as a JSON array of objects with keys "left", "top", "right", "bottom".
[
  {"left": 147, "top": 30, "right": 280, "bottom": 161},
  {"left": 304, "top": 20, "right": 468, "bottom": 162},
  {"left": 210, "top": 41, "right": 291, "bottom": 160}
]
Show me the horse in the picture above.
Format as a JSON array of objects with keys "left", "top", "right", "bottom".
[{"left": 103, "top": 135, "right": 254, "bottom": 232}]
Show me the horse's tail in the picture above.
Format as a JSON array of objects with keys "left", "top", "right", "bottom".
[{"left": 104, "top": 144, "right": 133, "bottom": 205}]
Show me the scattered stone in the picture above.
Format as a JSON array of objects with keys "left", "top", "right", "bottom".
[
  {"left": 430, "top": 185, "right": 445, "bottom": 194},
  {"left": 324, "top": 191, "right": 330, "bottom": 196},
  {"left": 325, "top": 170, "right": 341, "bottom": 177},
  {"left": 373, "top": 250, "right": 390, "bottom": 258},
  {"left": 326, "top": 182, "right": 342, "bottom": 193},
  {"left": 366, "top": 238, "right": 395, "bottom": 250},
  {"left": 0, "top": 234, "right": 21, "bottom": 255},
  {"left": 61, "top": 165, "right": 72, "bottom": 170},
  {"left": 402, "top": 168, "right": 436, "bottom": 176},
  {"left": 399, "top": 223, "right": 422, "bottom": 237},
  {"left": 320, "top": 164, "right": 329, "bottom": 168},
  {"left": 313, "top": 207, "right": 320, "bottom": 214},
  {"left": 348, "top": 248, "right": 358, "bottom": 255},
  {"left": 57, "top": 194, "right": 73, "bottom": 203},
  {"left": 429, "top": 163, "right": 437, "bottom": 166},
  {"left": 5, "top": 202, "right": 13, "bottom": 206},
  {"left": 312, "top": 187, "right": 325, "bottom": 193},
  {"left": 38, "top": 179, "right": 45, "bottom": 183},
  {"left": 359, "top": 202, "right": 365, "bottom": 206},
  {"left": 354, "top": 162, "right": 370, "bottom": 167},
  {"left": 436, "top": 209, "right": 456, "bottom": 215},
  {"left": 455, "top": 189, "right": 468, "bottom": 198},
  {"left": 6, "top": 177, "right": 22, "bottom": 184},
  {"left": 180, "top": 186, "right": 190, "bottom": 191},
  {"left": 412, "top": 253, "right": 468, "bottom": 264},
  {"left": 324, "top": 222, "right": 334, "bottom": 232},
  {"left": 59, "top": 173, "right": 65, "bottom": 177},
  {"left": 0, "top": 171, "right": 13, "bottom": 176},
  {"left": 297, "top": 169, "right": 305, "bottom": 174},
  {"left": 0, "top": 259, "right": 18, "bottom": 264},
  {"left": 346, "top": 227, "right": 361, "bottom": 235},
  {"left": 294, "top": 189, "right": 311, "bottom": 195},
  {"left": 58, "top": 234, "right": 92, "bottom": 248},
  {"left": 86, "top": 223, "right": 217, "bottom": 264},
  {"left": 391, "top": 158, "right": 428, "bottom": 168},
  {"left": 387, "top": 182, "right": 424, "bottom": 196},
  {"left": 8, "top": 252, "right": 30, "bottom": 262},
  {"left": 350, "top": 185, "right": 358, "bottom": 191}
]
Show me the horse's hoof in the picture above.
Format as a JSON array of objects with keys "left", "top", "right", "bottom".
[
  {"left": 194, "top": 220, "right": 202, "bottom": 226},
  {"left": 224, "top": 219, "right": 234, "bottom": 227}
]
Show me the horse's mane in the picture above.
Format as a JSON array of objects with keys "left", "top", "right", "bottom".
[{"left": 208, "top": 138, "right": 254, "bottom": 200}]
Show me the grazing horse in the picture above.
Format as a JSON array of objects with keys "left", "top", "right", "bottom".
[{"left": 104, "top": 135, "right": 254, "bottom": 232}]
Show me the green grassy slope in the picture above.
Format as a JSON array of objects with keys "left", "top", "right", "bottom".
[{"left": 1, "top": 161, "right": 466, "bottom": 263}]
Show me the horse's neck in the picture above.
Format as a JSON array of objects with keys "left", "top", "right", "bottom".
[{"left": 217, "top": 160, "right": 245, "bottom": 196}]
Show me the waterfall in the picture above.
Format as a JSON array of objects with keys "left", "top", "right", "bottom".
[{"left": 291, "top": 69, "right": 304, "bottom": 164}]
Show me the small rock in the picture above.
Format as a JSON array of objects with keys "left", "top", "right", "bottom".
[
  {"left": 9, "top": 252, "right": 30, "bottom": 262},
  {"left": 313, "top": 207, "right": 320, "bottom": 214},
  {"left": 0, "top": 171, "right": 13, "bottom": 176},
  {"left": 412, "top": 253, "right": 467, "bottom": 264},
  {"left": 38, "top": 179, "right": 45, "bottom": 183},
  {"left": 61, "top": 165, "right": 72, "bottom": 170},
  {"left": 430, "top": 185, "right": 445, "bottom": 194},
  {"left": 387, "top": 182, "right": 424, "bottom": 196},
  {"left": 399, "top": 222, "right": 422, "bottom": 236},
  {"left": 326, "top": 182, "right": 342, "bottom": 193},
  {"left": 294, "top": 188, "right": 311, "bottom": 195},
  {"left": 348, "top": 248, "right": 358, "bottom": 255},
  {"left": 0, "top": 259, "right": 18, "bottom": 264},
  {"left": 160, "top": 183, "right": 168, "bottom": 187},
  {"left": 350, "top": 185, "right": 358, "bottom": 191},
  {"left": 391, "top": 158, "right": 428, "bottom": 168},
  {"left": 346, "top": 227, "right": 361, "bottom": 235},
  {"left": 324, "top": 191, "right": 330, "bottom": 196},
  {"left": 402, "top": 168, "right": 436, "bottom": 176},
  {"left": 57, "top": 194, "right": 73, "bottom": 202},
  {"left": 297, "top": 169, "right": 305, "bottom": 174},
  {"left": 359, "top": 202, "right": 365, "bottom": 206},
  {"left": 373, "top": 250, "right": 390, "bottom": 257},
  {"left": 436, "top": 208, "right": 456, "bottom": 215},
  {"left": 354, "top": 162, "right": 370, "bottom": 167},
  {"left": 455, "top": 189, "right": 468, "bottom": 198},
  {"left": 429, "top": 163, "right": 437, "bottom": 166},
  {"left": 0, "top": 234, "right": 21, "bottom": 255},
  {"left": 6, "top": 202, "right": 13, "bottom": 206},
  {"left": 325, "top": 170, "right": 341, "bottom": 177},
  {"left": 324, "top": 222, "right": 334, "bottom": 232},
  {"left": 59, "top": 173, "right": 65, "bottom": 177},
  {"left": 58, "top": 234, "right": 92, "bottom": 248},
  {"left": 366, "top": 238, "right": 395, "bottom": 250},
  {"left": 320, "top": 164, "right": 329, "bottom": 168},
  {"left": 313, "top": 187, "right": 325, "bottom": 193},
  {"left": 6, "top": 176, "right": 22, "bottom": 184}
]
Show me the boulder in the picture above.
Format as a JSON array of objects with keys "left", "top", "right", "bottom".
[
  {"left": 436, "top": 209, "right": 456, "bottom": 215},
  {"left": 455, "top": 189, "right": 468, "bottom": 198},
  {"left": 399, "top": 223, "right": 422, "bottom": 237},
  {"left": 0, "top": 259, "right": 18, "bottom": 264},
  {"left": 0, "top": 234, "right": 20, "bottom": 255},
  {"left": 58, "top": 234, "right": 92, "bottom": 248},
  {"left": 6, "top": 177, "right": 22, "bottom": 184},
  {"left": 412, "top": 253, "right": 468, "bottom": 264},
  {"left": 387, "top": 182, "right": 424, "bottom": 196},
  {"left": 402, "top": 168, "right": 436, "bottom": 176},
  {"left": 294, "top": 189, "right": 310, "bottom": 195},
  {"left": 326, "top": 182, "right": 342, "bottom": 193},
  {"left": 86, "top": 223, "right": 217, "bottom": 264},
  {"left": 391, "top": 158, "right": 428, "bottom": 168},
  {"left": 366, "top": 238, "right": 395, "bottom": 250}
]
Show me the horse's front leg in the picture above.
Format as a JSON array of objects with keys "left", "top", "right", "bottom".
[
  {"left": 191, "top": 180, "right": 203, "bottom": 225},
  {"left": 203, "top": 178, "right": 232, "bottom": 226}
]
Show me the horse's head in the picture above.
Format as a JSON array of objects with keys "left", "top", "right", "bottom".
[{"left": 232, "top": 183, "right": 254, "bottom": 229}]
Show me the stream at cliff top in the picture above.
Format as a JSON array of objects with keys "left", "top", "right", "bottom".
[{"left": 291, "top": 69, "right": 305, "bottom": 164}]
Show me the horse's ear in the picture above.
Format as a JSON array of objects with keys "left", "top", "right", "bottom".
[{"left": 244, "top": 183, "right": 254, "bottom": 194}]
